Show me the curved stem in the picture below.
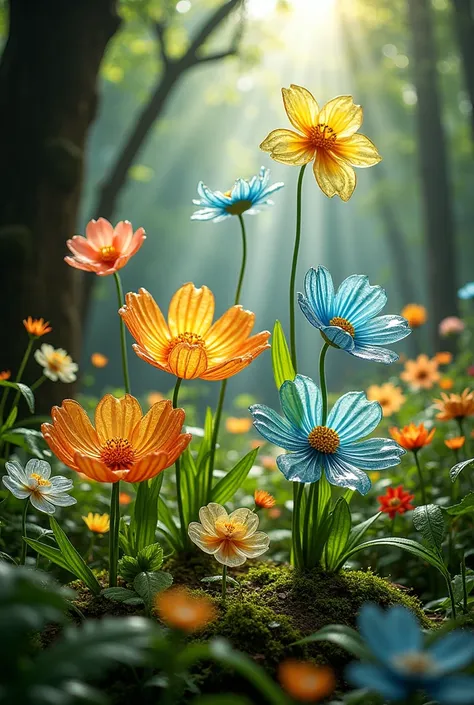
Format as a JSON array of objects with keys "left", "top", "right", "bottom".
[
  {"left": 319, "top": 343, "right": 330, "bottom": 425},
  {"left": 109, "top": 482, "right": 120, "bottom": 586},
  {"left": 30, "top": 375, "right": 47, "bottom": 392},
  {"left": 20, "top": 499, "right": 29, "bottom": 566},
  {"left": 173, "top": 377, "right": 187, "bottom": 547},
  {"left": 288, "top": 163, "right": 307, "bottom": 371},
  {"left": 113, "top": 272, "right": 131, "bottom": 394},
  {"left": 222, "top": 564, "right": 227, "bottom": 602},
  {"left": 413, "top": 451, "right": 427, "bottom": 505},
  {"left": 235, "top": 215, "right": 247, "bottom": 305},
  {"left": 3, "top": 337, "right": 35, "bottom": 422},
  {"left": 292, "top": 483, "right": 304, "bottom": 568}
]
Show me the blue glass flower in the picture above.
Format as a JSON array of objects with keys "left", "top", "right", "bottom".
[
  {"left": 249, "top": 374, "right": 404, "bottom": 495},
  {"left": 458, "top": 281, "right": 474, "bottom": 300},
  {"left": 191, "top": 167, "right": 284, "bottom": 223},
  {"left": 347, "top": 604, "right": 474, "bottom": 704},
  {"left": 298, "top": 266, "right": 411, "bottom": 364}
]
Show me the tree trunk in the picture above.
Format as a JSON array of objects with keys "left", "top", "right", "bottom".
[
  {"left": 0, "top": 0, "right": 119, "bottom": 411},
  {"left": 451, "top": 0, "right": 474, "bottom": 143},
  {"left": 407, "top": 0, "right": 458, "bottom": 348}
]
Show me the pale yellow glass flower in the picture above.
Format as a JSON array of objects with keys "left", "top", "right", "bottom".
[
  {"left": 188, "top": 502, "right": 270, "bottom": 567},
  {"left": 82, "top": 512, "right": 110, "bottom": 534},
  {"left": 260, "top": 85, "right": 381, "bottom": 201}
]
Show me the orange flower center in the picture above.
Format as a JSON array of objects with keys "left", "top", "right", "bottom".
[
  {"left": 169, "top": 332, "right": 206, "bottom": 350},
  {"left": 29, "top": 472, "right": 51, "bottom": 487},
  {"left": 394, "top": 652, "right": 435, "bottom": 675},
  {"left": 48, "top": 352, "right": 66, "bottom": 372},
  {"left": 215, "top": 519, "right": 247, "bottom": 538},
  {"left": 100, "top": 437, "right": 135, "bottom": 470},
  {"left": 329, "top": 316, "right": 355, "bottom": 337},
  {"left": 309, "top": 123, "right": 337, "bottom": 150},
  {"left": 100, "top": 245, "right": 117, "bottom": 262},
  {"left": 389, "top": 497, "right": 401, "bottom": 508},
  {"left": 308, "top": 426, "right": 340, "bottom": 453}
]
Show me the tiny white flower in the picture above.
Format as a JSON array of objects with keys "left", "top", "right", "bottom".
[
  {"left": 34, "top": 344, "right": 78, "bottom": 383},
  {"left": 2, "top": 459, "right": 77, "bottom": 514}
]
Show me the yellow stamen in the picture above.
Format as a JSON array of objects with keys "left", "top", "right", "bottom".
[
  {"left": 329, "top": 316, "right": 355, "bottom": 337},
  {"left": 169, "top": 332, "right": 206, "bottom": 350},
  {"left": 100, "top": 245, "right": 117, "bottom": 262},
  {"left": 30, "top": 473, "right": 51, "bottom": 487},
  {"left": 308, "top": 426, "right": 340, "bottom": 453},
  {"left": 100, "top": 437, "right": 135, "bottom": 470},
  {"left": 309, "top": 123, "right": 337, "bottom": 150}
]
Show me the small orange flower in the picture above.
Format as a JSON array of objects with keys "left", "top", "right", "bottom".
[
  {"left": 226, "top": 417, "right": 253, "bottom": 434},
  {"left": 435, "top": 351, "right": 452, "bottom": 365},
  {"left": 41, "top": 394, "right": 191, "bottom": 483},
  {"left": 147, "top": 391, "right": 165, "bottom": 406},
  {"left": 278, "top": 660, "right": 335, "bottom": 702},
  {"left": 400, "top": 354, "right": 440, "bottom": 391},
  {"left": 261, "top": 454, "right": 277, "bottom": 470},
  {"left": 91, "top": 353, "right": 108, "bottom": 368},
  {"left": 401, "top": 304, "right": 427, "bottom": 329},
  {"left": 433, "top": 389, "right": 474, "bottom": 421},
  {"left": 366, "top": 383, "right": 405, "bottom": 417},
  {"left": 268, "top": 507, "right": 282, "bottom": 519},
  {"left": 444, "top": 437, "right": 465, "bottom": 451},
  {"left": 23, "top": 317, "right": 52, "bottom": 337},
  {"left": 390, "top": 423, "right": 435, "bottom": 452},
  {"left": 82, "top": 512, "right": 110, "bottom": 533},
  {"left": 254, "top": 489, "right": 276, "bottom": 509},
  {"left": 65, "top": 218, "right": 146, "bottom": 276},
  {"left": 0, "top": 370, "right": 11, "bottom": 381},
  {"left": 155, "top": 587, "right": 216, "bottom": 633},
  {"left": 119, "top": 492, "right": 132, "bottom": 506},
  {"left": 119, "top": 284, "right": 270, "bottom": 381},
  {"left": 439, "top": 378, "right": 454, "bottom": 391}
]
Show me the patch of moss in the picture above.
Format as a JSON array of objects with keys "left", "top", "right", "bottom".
[
  {"left": 68, "top": 570, "right": 142, "bottom": 620},
  {"left": 163, "top": 552, "right": 215, "bottom": 588}
]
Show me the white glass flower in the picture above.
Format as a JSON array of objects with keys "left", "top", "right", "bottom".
[
  {"left": 2, "top": 459, "right": 76, "bottom": 514},
  {"left": 34, "top": 344, "right": 78, "bottom": 382}
]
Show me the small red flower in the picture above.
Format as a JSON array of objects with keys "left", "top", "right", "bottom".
[{"left": 378, "top": 485, "right": 415, "bottom": 520}]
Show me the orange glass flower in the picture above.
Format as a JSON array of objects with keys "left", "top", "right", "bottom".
[
  {"left": 65, "top": 218, "right": 146, "bottom": 276},
  {"left": 23, "top": 317, "right": 52, "bottom": 337},
  {"left": 389, "top": 423, "right": 435, "bottom": 452},
  {"left": 226, "top": 417, "right": 253, "bottom": 434},
  {"left": 254, "top": 489, "right": 276, "bottom": 509},
  {"left": 260, "top": 85, "right": 381, "bottom": 201},
  {"left": 444, "top": 437, "right": 465, "bottom": 451},
  {"left": 435, "top": 351, "right": 452, "bottom": 365},
  {"left": 119, "top": 284, "right": 270, "bottom": 381},
  {"left": 400, "top": 354, "right": 440, "bottom": 391},
  {"left": 433, "top": 388, "right": 474, "bottom": 421},
  {"left": 366, "top": 383, "right": 405, "bottom": 417},
  {"left": 82, "top": 512, "right": 110, "bottom": 533},
  {"left": 401, "top": 304, "right": 427, "bottom": 329},
  {"left": 91, "top": 353, "right": 108, "bottom": 368},
  {"left": 41, "top": 394, "right": 191, "bottom": 483},
  {"left": 439, "top": 378, "right": 454, "bottom": 391},
  {"left": 278, "top": 660, "right": 335, "bottom": 702},
  {"left": 119, "top": 492, "right": 132, "bottom": 506},
  {"left": 155, "top": 587, "right": 216, "bottom": 633},
  {"left": 0, "top": 370, "right": 11, "bottom": 381}
]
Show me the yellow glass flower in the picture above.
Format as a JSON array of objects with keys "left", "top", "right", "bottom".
[
  {"left": 82, "top": 512, "right": 110, "bottom": 534},
  {"left": 260, "top": 85, "right": 381, "bottom": 201},
  {"left": 119, "top": 283, "right": 270, "bottom": 381}
]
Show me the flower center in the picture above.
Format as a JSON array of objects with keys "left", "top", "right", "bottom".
[
  {"left": 393, "top": 652, "right": 436, "bottom": 675},
  {"left": 215, "top": 519, "right": 247, "bottom": 538},
  {"left": 329, "top": 316, "right": 355, "bottom": 337},
  {"left": 100, "top": 245, "right": 117, "bottom": 262},
  {"left": 29, "top": 473, "right": 51, "bottom": 487},
  {"left": 309, "top": 123, "right": 338, "bottom": 150},
  {"left": 389, "top": 497, "right": 401, "bottom": 508},
  {"left": 225, "top": 199, "right": 253, "bottom": 216},
  {"left": 48, "top": 352, "right": 66, "bottom": 372},
  {"left": 100, "top": 437, "right": 135, "bottom": 470},
  {"left": 308, "top": 426, "right": 340, "bottom": 453},
  {"left": 169, "top": 332, "right": 206, "bottom": 351}
]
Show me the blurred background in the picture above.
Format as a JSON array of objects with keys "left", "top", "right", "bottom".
[{"left": 0, "top": 0, "right": 473, "bottom": 413}]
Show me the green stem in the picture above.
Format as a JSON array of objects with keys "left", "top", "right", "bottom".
[
  {"left": 6, "top": 337, "right": 35, "bottom": 420},
  {"left": 20, "top": 499, "right": 29, "bottom": 566},
  {"left": 222, "top": 564, "right": 227, "bottom": 601},
  {"left": 445, "top": 569, "right": 457, "bottom": 620},
  {"left": 30, "top": 375, "right": 46, "bottom": 392},
  {"left": 109, "top": 482, "right": 120, "bottom": 587},
  {"left": 292, "top": 483, "right": 304, "bottom": 568},
  {"left": 173, "top": 378, "right": 187, "bottom": 547},
  {"left": 461, "top": 553, "right": 468, "bottom": 614},
  {"left": 319, "top": 343, "right": 330, "bottom": 424},
  {"left": 391, "top": 514, "right": 396, "bottom": 536},
  {"left": 413, "top": 451, "right": 427, "bottom": 505},
  {"left": 114, "top": 272, "right": 131, "bottom": 394},
  {"left": 235, "top": 215, "right": 247, "bottom": 306},
  {"left": 288, "top": 164, "right": 307, "bottom": 372}
]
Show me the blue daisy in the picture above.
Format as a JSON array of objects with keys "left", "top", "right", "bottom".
[
  {"left": 458, "top": 281, "right": 474, "bottom": 300},
  {"left": 298, "top": 266, "right": 411, "bottom": 364},
  {"left": 347, "top": 604, "right": 474, "bottom": 704},
  {"left": 249, "top": 374, "right": 404, "bottom": 495},
  {"left": 191, "top": 166, "right": 284, "bottom": 223}
]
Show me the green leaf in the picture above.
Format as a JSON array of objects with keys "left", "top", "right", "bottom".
[
  {"left": 344, "top": 537, "right": 445, "bottom": 573},
  {"left": 0, "top": 380, "right": 35, "bottom": 413},
  {"left": 201, "top": 575, "right": 240, "bottom": 588},
  {"left": 325, "top": 498, "right": 352, "bottom": 571},
  {"left": 101, "top": 587, "right": 144, "bottom": 606},
  {"left": 180, "top": 447, "right": 199, "bottom": 525},
  {"left": 211, "top": 448, "right": 258, "bottom": 505},
  {"left": 133, "top": 571, "right": 173, "bottom": 608},
  {"left": 450, "top": 457, "right": 474, "bottom": 482},
  {"left": 1, "top": 428, "right": 44, "bottom": 457},
  {"left": 271, "top": 320, "right": 295, "bottom": 390},
  {"left": 413, "top": 504, "right": 445, "bottom": 552},
  {"left": 158, "top": 496, "right": 180, "bottom": 544},
  {"left": 23, "top": 537, "right": 71, "bottom": 572},
  {"left": 444, "top": 493, "right": 474, "bottom": 517},
  {"left": 137, "top": 543, "right": 164, "bottom": 572},
  {"left": 50, "top": 517, "right": 101, "bottom": 595},
  {"left": 345, "top": 513, "right": 381, "bottom": 554},
  {"left": 294, "top": 624, "right": 373, "bottom": 660},
  {"left": 118, "top": 555, "right": 141, "bottom": 583},
  {"left": 130, "top": 473, "right": 163, "bottom": 555},
  {"left": 0, "top": 406, "right": 17, "bottom": 432}
]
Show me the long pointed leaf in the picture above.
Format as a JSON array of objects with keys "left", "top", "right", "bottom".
[
  {"left": 211, "top": 448, "right": 258, "bottom": 505},
  {"left": 24, "top": 537, "right": 71, "bottom": 572},
  {"left": 50, "top": 517, "right": 101, "bottom": 594},
  {"left": 271, "top": 320, "right": 295, "bottom": 390}
]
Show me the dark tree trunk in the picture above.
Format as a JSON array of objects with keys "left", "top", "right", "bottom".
[
  {"left": 451, "top": 0, "right": 474, "bottom": 143},
  {"left": 407, "top": 0, "right": 458, "bottom": 347},
  {"left": 0, "top": 0, "right": 119, "bottom": 411}
]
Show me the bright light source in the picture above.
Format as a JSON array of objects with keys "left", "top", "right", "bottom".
[
  {"left": 176, "top": 0, "right": 191, "bottom": 14},
  {"left": 247, "top": 0, "right": 278, "bottom": 19}
]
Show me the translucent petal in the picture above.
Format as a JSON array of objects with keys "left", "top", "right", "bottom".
[
  {"left": 302, "top": 266, "right": 335, "bottom": 324},
  {"left": 168, "top": 343, "right": 208, "bottom": 380},
  {"left": 334, "top": 275, "right": 387, "bottom": 325},
  {"left": 2, "top": 477, "right": 30, "bottom": 499},
  {"left": 168, "top": 283, "right": 215, "bottom": 338},
  {"left": 338, "top": 438, "right": 405, "bottom": 470},
  {"left": 351, "top": 344, "right": 400, "bottom": 364},
  {"left": 250, "top": 404, "right": 307, "bottom": 451},
  {"left": 260, "top": 129, "right": 315, "bottom": 166},
  {"left": 320, "top": 325, "right": 355, "bottom": 351},
  {"left": 228, "top": 508, "right": 259, "bottom": 537},
  {"left": 428, "top": 632, "right": 474, "bottom": 674},
  {"left": 431, "top": 675, "right": 474, "bottom": 705},
  {"left": 29, "top": 492, "right": 56, "bottom": 514},
  {"left": 313, "top": 149, "right": 356, "bottom": 201},
  {"left": 318, "top": 96, "right": 363, "bottom": 139},
  {"left": 334, "top": 133, "right": 382, "bottom": 166},
  {"left": 25, "top": 459, "right": 51, "bottom": 480},
  {"left": 358, "top": 604, "right": 422, "bottom": 663},
  {"left": 323, "top": 454, "right": 371, "bottom": 494},
  {"left": 199, "top": 503, "right": 228, "bottom": 534},
  {"left": 328, "top": 391, "right": 382, "bottom": 443},
  {"left": 355, "top": 315, "right": 411, "bottom": 345},
  {"left": 94, "top": 394, "right": 142, "bottom": 444},
  {"left": 346, "top": 662, "right": 408, "bottom": 701},
  {"left": 276, "top": 448, "right": 322, "bottom": 483},
  {"left": 238, "top": 531, "right": 270, "bottom": 558},
  {"left": 281, "top": 84, "right": 319, "bottom": 134},
  {"left": 279, "top": 374, "right": 322, "bottom": 434}
]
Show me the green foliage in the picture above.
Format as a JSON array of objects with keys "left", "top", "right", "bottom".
[
  {"left": 0, "top": 380, "right": 34, "bottom": 413},
  {"left": 121, "top": 474, "right": 163, "bottom": 556},
  {"left": 211, "top": 448, "right": 258, "bottom": 504},
  {"left": 413, "top": 504, "right": 445, "bottom": 551},
  {"left": 271, "top": 320, "right": 295, "bottom": 390},
  {"left": 444, "top": 492, "right": 474, "bottom": 516}
]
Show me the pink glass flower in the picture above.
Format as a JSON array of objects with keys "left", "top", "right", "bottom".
[
  {"left": 439, "top": 316, "right": 465, "bottom": 337},
  {"left": 65, "top": 218, "right": 146, "bottom": 276}
]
